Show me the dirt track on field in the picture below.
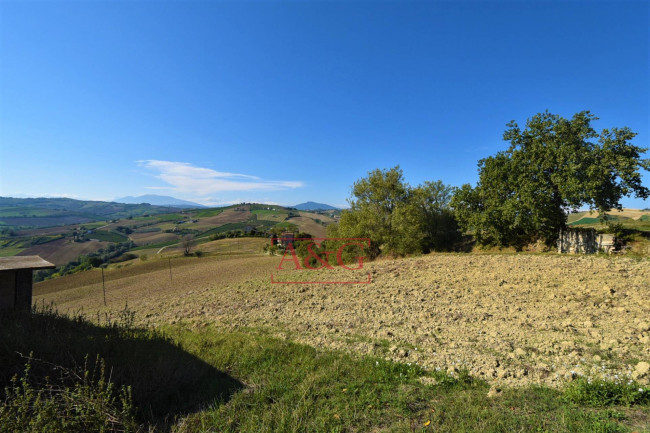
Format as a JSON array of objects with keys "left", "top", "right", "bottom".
[{"left": 36, "top": 253, "right": 650, "bottom": 387}]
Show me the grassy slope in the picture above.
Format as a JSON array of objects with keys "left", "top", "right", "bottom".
[{"left": 173, "top": 327, "right": 650, "bottom": 433}]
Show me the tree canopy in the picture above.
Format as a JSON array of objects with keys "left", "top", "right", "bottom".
[
  {"left": 451, "top": 111, "right": 650, "bottom": 248},
  {"left": 328, "top": 167, "right": 460, "bottom": 257}
]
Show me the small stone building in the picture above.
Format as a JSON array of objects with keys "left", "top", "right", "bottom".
[
  {"left": 280, "top": 232, "right": 295, "bottom": 248},
  {"left": 557, "top": 229, "right": 616, "bottom": 254},
  {"left": 0, "top": 256, "right": 55, "bottom": 312}
]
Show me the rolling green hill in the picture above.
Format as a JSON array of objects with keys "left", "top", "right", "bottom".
[
  {"left": 0, "top": 197, "right": 180, "bottom": 228},
  {"left": 0, "top": 199, "right": 335, "bottom": 276}
]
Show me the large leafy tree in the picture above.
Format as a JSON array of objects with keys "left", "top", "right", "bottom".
[
  {"left": 411, "top": 180, "right": 461, "bottom": 252},
  {"left": 452, "top": 111, "right": 650, "bottom": 248},
  {"left": 329, "top": 167, "right": 460, "bottom": 257}
]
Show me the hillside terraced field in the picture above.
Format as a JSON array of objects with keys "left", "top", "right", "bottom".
[{"left": 34, "top": 252, "right": 650, "bottom": 390}]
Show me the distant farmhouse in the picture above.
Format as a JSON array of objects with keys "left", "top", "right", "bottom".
[
  {"left": 270, "top": 232, "right": 295, "bottom": 248},
  {"left": 0, "top": 256, "right": 55, "bottom": 312},
  {"left": 280, "top": 232, "right": 295, "bottom": 248}
]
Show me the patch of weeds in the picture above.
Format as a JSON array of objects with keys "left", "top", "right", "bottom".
[
  {"left": 565, "top": 377, "right": 650, "bottom": 407},
  {"left": 0, "top": 357, "right": 139, "bottom": 433}
]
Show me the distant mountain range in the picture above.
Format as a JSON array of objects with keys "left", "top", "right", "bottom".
[
  {"left": 114, "top": 195, "right": 205, "bottom": 208},
  {"left": 293, "top": 201, "right": 339, "bottom": 211}
]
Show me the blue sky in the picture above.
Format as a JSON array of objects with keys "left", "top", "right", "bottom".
[{"left": 1, "top": 0, "right": 648, "bottom": 209}]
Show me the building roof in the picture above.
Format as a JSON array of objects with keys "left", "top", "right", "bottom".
[{"left": 0, "top": 256, "right": 56, "bottom": 271}]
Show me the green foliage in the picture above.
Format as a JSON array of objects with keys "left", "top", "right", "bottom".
[
  {"left": 0, "top": 306, "right": 242, "bottom": 428},
  {"left": 330, "top": 167, "right": 460, "bottom": 258},
  {"left": 108, "top": 253, "right": 137, "bottom": 264},
  {"left": 0, "top": 358, "right": 138, "bottom": 433},
  {"left": 411, "top": 180, "right": 462, "bottom": 252},
  {"left": 452, "top": 111, "right": 650, "bottom": 248},
  {"left": 115, "top": 226, "right": 134, "bottom": 235},
  {"left": 564, "top": 377, "right": 650, "bottom": 407}
]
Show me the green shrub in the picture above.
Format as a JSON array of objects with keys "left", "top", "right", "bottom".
[{"left": 0, "top": 358, "right": 139, "bottom": 433}]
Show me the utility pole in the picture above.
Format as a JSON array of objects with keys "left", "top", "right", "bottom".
[
  {"left": 168, "top": 257, "right": 173, "bottom": 283},
  {"left": 101, "top": 267, "right": 106, "bottom": 306}
]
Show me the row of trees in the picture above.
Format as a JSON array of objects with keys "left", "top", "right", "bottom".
[{"left": 329, "top": 111, "right": 649, "bottom": 255}]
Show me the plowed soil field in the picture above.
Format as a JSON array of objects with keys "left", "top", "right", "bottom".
[{"left": 34, "top": 253, "right": 650, "bottom": 388}]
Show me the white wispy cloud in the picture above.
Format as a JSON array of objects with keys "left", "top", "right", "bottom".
[{"left": 138, "top": 160, "right": 304, "bottom": 195}]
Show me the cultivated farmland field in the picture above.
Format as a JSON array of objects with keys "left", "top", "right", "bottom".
[
  {"left": 189, "top": 207, "right": 251, "bottom": 230},
  {"left": 129, "top": 231, "right": 179, "bottom": 246},
  {"left": 252, "top": 209, "right": 289, "bottom": 222},
  {"left": 298, "top": 211, "right": 336, "bottom": 223},
  {"left": 34, "top": 251, "right": 650, "bottom": 389},
  {"left": 288, "top": 216, "right": 327, "bottom": 237},
  {"left": 18, "top": 238, "right": 110, "bottom": 265}
]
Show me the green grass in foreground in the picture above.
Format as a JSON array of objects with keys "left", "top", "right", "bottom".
[
  {"left": 1, "top": 309, "right": 649, "bottom": 433},
  {"left": 171, "top": 327, "right": 650, "bottom": 433}
]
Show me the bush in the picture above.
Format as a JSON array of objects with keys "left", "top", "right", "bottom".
[{"left": 0, "top": 358, "right": 138, "bottom": 433}]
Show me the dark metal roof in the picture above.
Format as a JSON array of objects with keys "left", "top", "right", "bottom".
[{"left": 0, "top": 256, "right": 56, "bottom": 271}]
